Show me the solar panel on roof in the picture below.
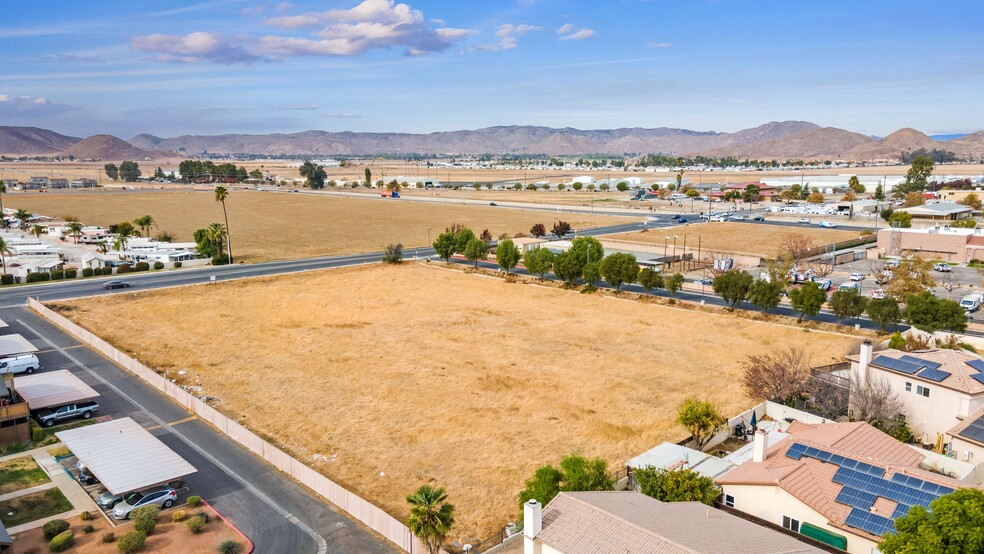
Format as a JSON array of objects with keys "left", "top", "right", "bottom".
[
  {"left": 971, "top": 373, "right": 984, "bottom": 386},
  {"left": 785, "top": 443, "right": 807, "bottom": 460},
  {"left": 845, "top": 507, "right": 895, "bottom": 536},
  {"left": 958, "top": 415, "right": 984, "bottom": 444},
  {"left": 918, "top": 367, "right": 952, "bottom": 382},
  {"left": 900, "top": 355, "right": 942, "bottom": 370},
  {"left": 835, "top": 487, "right": 878, "bottom": 510},
  {"left": 892, "top": 504, "right": 911, "bottom": 520},
  {"left": 871, "top": 355, "right": 923, "bottom": 375},
  {"left": 966, "top": 359, "right": 984, "bottom": 373}
]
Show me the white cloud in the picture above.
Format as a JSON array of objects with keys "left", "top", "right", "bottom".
[
  {"left": 240, "top": 4, "right": 266, "bottom": 15},
  {"left": 649, "top": 42, "right": 673, "bottom": 48},
  {"left": 557, "top": 23, "right": 595, "bottom": 41},
  {"left": 0, "top": 94, "right": 75, "bottom": 116},
  {"left": 133, "top": 0, "right": 470, "bottom": 63},
  {"left": 474, "top": 23, "right": 542, "bottom": 51},
  {"left": 557, "top": 23, "right": 575, "bottom": 35},
  {"left": 325, "top": 112, "right": 359, "bottom": 118},
  {"left": 42, "top": 53, "right": 105, "bottom": 63}
]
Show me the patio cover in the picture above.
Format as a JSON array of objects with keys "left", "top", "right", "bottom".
[
  {"left": 14, "top": 370, "right": 99, "bottom": 410},
  {"left": 0, "top": 318, "right": 8, "bottom": 329},
  {"left": 0, "top": 334, "right": 39, "bottom": 357},
  {"left": 56, "top": 417, "right": 196, "bottom": 495}
]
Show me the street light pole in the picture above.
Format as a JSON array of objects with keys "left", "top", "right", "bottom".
[
  {"left": 672, "top": 236, "right": 678, "bottom": 270},
  {"left": 663, "top": 237, "right": 669, "bottom": 272}
]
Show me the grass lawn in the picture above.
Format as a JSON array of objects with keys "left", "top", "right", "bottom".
[
  {"left": 0, "top": 456, "right": 51, "bottom": 495},
  {"left": 606, "top": 222, "right": 863, "bottom": 258},
  {"left": 6, "top": 191, "right": 625, "bottom": 263},
  {"left": 0, "top": 488, "right": 73, "bottom": 527},
  {"left": 53, "top": 263, "right": 863, "bottom": 540},
  {"left": 0, "top": 419, "right": 98, "bottom": 457}
]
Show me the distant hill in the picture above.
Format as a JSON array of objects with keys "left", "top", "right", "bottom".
[
  {"left": 59, "top": 134, "right": 156, "bottom": 161},
  {"left": 0, "top": 126, "right": 80, "bottom": 155},
  {"left": 843, "top": 128, "right": 941, "bottom": 161},
  {"left": 951, "top": 131, "right": 984, "bottom": 160},
  {"left": 705, "top": 126, "right": 874, "bottom": 159}
]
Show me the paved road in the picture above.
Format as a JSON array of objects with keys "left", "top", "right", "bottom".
[{"left": 4, "top": 307, "right": 399, "bottom": 554}]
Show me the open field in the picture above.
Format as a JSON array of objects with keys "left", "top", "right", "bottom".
[
  {"left": 54, "top": 263, "right": 863, "bottom": 539},
  {"left": 5, "top": 191, "right": 624, "bottom": 263},
  {"left": 607, "top": 222, "right": 864, "bottom": 257}
]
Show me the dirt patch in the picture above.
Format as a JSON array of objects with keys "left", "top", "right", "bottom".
[
  {"left": 0, "top": 488, "right": 72, "bottom": 527},
  {"left": 53, "top": 263, "right": 863, "bottom": 540},
  {"left": 0, "top": 456, "right": 50, "bottom": 495}
]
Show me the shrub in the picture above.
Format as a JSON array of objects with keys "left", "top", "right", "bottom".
[
  {"left": 25, "top": 273, "right": 44, "bottom": 283},
  {"left": 80, "top": 510, "right": 92, "bottom": 521},
  {"left": 116, "top": 530, "right": 146, "bottom": 554},
  {"left": 82, "top": 267, "right": 94, "bottom": 277},
  {"left": 211, "top": 253, "right": 229, "bottom": 266},
  {"left": 153, "top": 261, "right": 165, "bottom": 270},
  {"left": 186, "top": 515, "right": 206, "bottom": 535},
  {"left": 51, "top": 270, "right": 64, "bottom": 280},
  {"left": 117, "top": 264, "right": 131, "bottom": 274},
  {"left": 102, "top": 532, "right": 116, "bottom": 543},
  {"left": 171, "top": 510, "right": 187, "bottom": 523},
  {"left": 174, "top": 261, "right": 182, "bottom": 268},
  {"left": 83, "top": 525, "right": 95, "bottom": 534},
  {"left": 65, "top": 269, "right": 77, "bottom": 278},
  {"left": 135, "top": 262, "right": 150, "bottom": 272},
  {"left": 194, "top": 510, "right": 210, "bottom": 524},
  {"left": 0, "top": 273, "right": 13, "bottom": 285},
  {"left": 131, "top": 505, "right": 160, "bottom": 535},
  {"left": 186, "top": 495, "right": 202, "bottom": 507},
  {"left": 134, "top": 517, "right": 155, "bottom": 535},
  {"left": 31, "top": 420, "right": 44, "bottom": 442},
  {"left": 43, "top": 519, "right": 70, "bottom": 540},
  {"left": 382, "top": 243, "right": 403, "bottom": 264},
  {"left": 92, "top": 267, "right": 102, "bottom": 276},
  {"left": 48, "top": 530, "right": 74, "bottom": 552},
  {"left": 218, "top": 540, "right": 243, "bottom": 554},
  {"left": 41, "top": 272, "right": 51, "bottom": 281}
]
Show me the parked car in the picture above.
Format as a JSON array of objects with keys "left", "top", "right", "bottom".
[
  {"left": 818, "top": 221, "right": 837, "bottom": 228},
  {"left": 694, "top": 278, "right": 713, "bottom": 286},
  {"left": 0, "top": 354, "right": 40, "bottom": 375},
  {"left": 489, "top": 202, "right": 497, "bottom": 206},
  {"left": 838, "top": 282, "right": 860, "bottom": 292},
  {"left": 710, "top": 216, "right": 726, "bottom": 222},
  {"left": 871, "top": 289, "right": 887, "bottom": 299},
  {"left": 850, "top": 272, "right": 866, "bottom": 281},
  {"left": 797, "top": 218, "right": 811, "bottom": 224},
  {"left": 885, "top": 259, "right": 902, "bottom": 269},
  {"left": 79, "top": 467, "right": 99, "bottom": 485},
  {"left": 730, "top": 215, "right": 746, "bottom": 221},
  {"left": 98, "top": 490, "right": 125, "bottom": 509},
  {"left": 934, "top": 263, "right": 952, "bottom": 272},
  {"left": 752, "top": 216, "right": 765, "bottom": 221},
  {"left": 33, "top": 400, "right": 99, "bottom": 428},
  {"left": 102, "top": 280, "right": 131, "bottom": 290},
  {"left": 815, "top": 279, "right": 833, "bottom": 291},
  {"left": 112, "top": 487, "right": 178, "bottom": 520}
]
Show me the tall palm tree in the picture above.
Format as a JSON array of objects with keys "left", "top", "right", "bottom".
[
  {"left": 0, "top": 236, "right": 10, "bottom": 274},
  {"left": 30, "top": 224, "right": 44, "bottom": 239},
  {"left": 406, "top": 485, "right": 455, "bottom": 554},
  {"left": 132, "top": 215, "right": 156, "bottom": 237},
  {"left": 66, "top": 220, "right": 84, "bottom": 244},
  {"left": 112, "top": 227, "right": 134, "bottom": 256},
  {"left": 214, "top": 186, "right": 233, "bottom": 263},
  {"left": 13, "top": 209, "right": 30, "bottom": 230}
]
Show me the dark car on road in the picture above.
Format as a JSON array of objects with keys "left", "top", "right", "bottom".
[
  {"left": 102, "top": 280, "right": 131, "bottom": 290},
  {"left": 752, "top": 216, "right": 765, "bottom": 221}
]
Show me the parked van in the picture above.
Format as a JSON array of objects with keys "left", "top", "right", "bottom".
[{"left": 0, "top": 354, "right": 40, "bottom": 375}]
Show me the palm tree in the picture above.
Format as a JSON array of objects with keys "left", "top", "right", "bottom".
[
  {"left": 30, "top": 224, "right": 44, "bottom": 239},
  {"left": 0, "top": 236, "right": 10, "bottom": 274},
  {"left": 406, "top": 485, "right": 455, "bottom": 554},
  {"left": 112, "top": 227, "right": 134, "bottom": 256},
  {"left": 66, "top": 220, "right": 84, "bottom": 244},
  {"left": 132, "top": 215, "right": 156, "bottom": 237},
  {"left": 214, "top": 186, "right": 233, "bottom": 263},
  {"left": 206, "top": 222, "right": 226, "bottom": 259},
  {"left": 13, "top": 209, "right": 30, "bottom": 230}
]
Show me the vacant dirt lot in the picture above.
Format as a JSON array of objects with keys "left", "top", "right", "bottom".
[
  {"left": 54, "top": 263, "right": 862, "bottom": 540},
  {"left": 607, "top": 222, "right": 863, "bottom": 257},
  {"left": 6, "top": 191, "right": 623, "bottom": 262}
]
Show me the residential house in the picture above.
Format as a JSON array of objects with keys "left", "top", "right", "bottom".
[
  {"left": 844, "top": 342, "right": 984, "bottom": 445},
  {"left": 946, "top": 405, "right": 984, "bottom": 465},
  {"left": 717, "top": 422, "right": 971, "bottom": 554},
  {"left": 627, "top": 442, "right": 737, "bottom": 485},
  {"left": 709, "top": 182, "right": 779, "bottom": 201},
  {"left": 521, "top": 491, "right": 824, "bottom": 554},
  {"left": 48, "top": 178, "right": 69, "bottom": 189},
  {"left": 28, "top": 176, "right": 49, "bottom": 188},
  {"left": 0, "top": 179, "right": 16, "bottom": 190},
  {"left": 10, "top": 259, "right": 65, "bottom": 279},
  {"left": 70, "top": 178, "right": 98, "bottom": 188}
]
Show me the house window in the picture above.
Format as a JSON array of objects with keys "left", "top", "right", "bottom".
[
  {"left": 782, "top": 515, "right": 800, "bottom": 533},
  {"left": 724, "top": 494, "right": 735, "bottom": 508},
  {"left": 916, "top": 385, "right": 930, "bottom": 398},
  {"left": 905, "top": 382, "right": 912, "bottom": 392}
]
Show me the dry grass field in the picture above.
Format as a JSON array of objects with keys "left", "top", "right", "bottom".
[
  {"left": 607, "top": 222, "right": 863, "bottom": 257},
  {"left": 5, "top": 191, "right": 623, "bottom": 262},
  {"left": 54, "top": 263, "right": 863, "bottom": 540}
]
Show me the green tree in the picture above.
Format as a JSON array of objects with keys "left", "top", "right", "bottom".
[
  {"left": 599, "top": 253, "right": 639, "bottom": 291},
  {"left": 517, "top": 465, "right": 563, "bottom": 513},
  {"left": 569, "top": 236, "right": 604, "bottom": 271},
  {"left": 887, "top": 257, "right": 934, "bottom": 300},
  {"left": 13, "top": 208, "right": 31, "bottom": 230},
  {"left": 894, "top": 155, "right": 934, "bottom": 198},
  {"left": 881, "top": 207, "right": 895, "bottom": 222},
  {"left": 789, "top": 282, "right": 826, "bottom": 321},
  {"left": 518, "top": 454, "right": 613, "bottom": 515},
  {"left": 299, "top": 161, "right": 327, "bottom": 189},
  {"left": 848, "top": 176, "right": 865, "bottom": 194},
  {"left": 571, "top": 182, "right": 583, "bottom": 191},
  {"left": 743, "top": 183, "right": 761, "bottom": 207},
  {"left": 30, "top": 224, "right": 43, "bottom": 239},
  {"left": 829, "top": 290, "right": 869, "bottom": 322},
  {"left": 582, "top": 261, "right": 601, "bottom": 286},
  {"left": 132, "top": 215, "right": 155, "bottom": 237},
  {"left": 866, "top": 297, "right": 902, "bottom": 332},
  {"left": 406, "top": 485, "right": 455, "bottom": 554},
  {"left": 712, "top": 270, "right": 754, "bottom": 308},
  {"left": 118, "top": 161, "right": 141, "bottom": 182},
  {"left": 664, "top": 273, "right": 685, "bottom": 296},
  {"left": 453, "top": 228, "right": 476, "bottom": 254},
  {"left": 522, "top": 247, "right": 554, "bottom": 278},
  {"left": 879, "top": 489, "right": 984, "bottom": 554},
  {"left": 65, "top": 220, "right": 84, "bottom": 244},
  {"left": 806, "top": 191, "right": 825, "bottom": 204},
  {"left": 615, "top": 182, "right": 628, "bottom": 192},
  {"left": 747, "top": 279, "right": 784, "bottom": 312},
  {"left": 432, "top": 232, "right": 456, "bottom": 263},
  {"left": 495, "top": 239, "right": 521, "bottom": 273},
  {"left": 104, "top": 163, "right": 119, "bottom": 181},
  {"left": 874, "top": 183, "right": 886, "bottom": 201},
  {"left": 676, "top": 397, "right": 724, "bottom": 450},
  {"left": 634, "top": 467, "right": 719, "bottom": 505},
  {"left": 959, "top": 192, "right": 982, "bottom": 210},
  {"left": 214, "top": 185, "right": 233, "bottom": 263},
  {"left": 0, "top": 236, "right": 10, "bottom": 274},
  {"left": 553, "top": 250, "right": 582, "bottom": 285},
  {"left": 638, "top": 267, "right": 664, "bottom": 292},
  {"left": 903, "top": 291, "right": 967, "bottom": 333},
  {"left": 463, "top": 238, "right": 488, "bottom": 267},
  {"left": 364, "top": 167, "right": 372, "bottom": 186}
]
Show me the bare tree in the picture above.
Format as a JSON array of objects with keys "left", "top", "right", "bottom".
[
  {"left": 778, "top": 233, "right": 818, "bottom": 263},
  {"left": 806, "top": 255, "right": 834, "bottom": 279},
  {"left": 850, "top": 370, "right": 905, "bottom": 424},
  {"left": 867, "top": 259, "right": 892, "bottom": 287},
  {"left": 806, "top": 371, "right": 849, "bottom": 420},
  {"left": 740, "top": 347, "right": 811, "bottom": 404},
  {"left": 937, "top": 270, "right": 962, "bottom": 299}
]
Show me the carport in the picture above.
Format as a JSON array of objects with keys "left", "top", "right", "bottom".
[
  {"left": 55, "top": 417, "right": 197, "bottom": 495},
  {"left": 14, "top": 370, "right": 99, "bottom": 409},
  {"left": 0, "top": 334, "right": 38, "bottom": 357}
]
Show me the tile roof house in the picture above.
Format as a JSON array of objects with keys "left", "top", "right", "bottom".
[
  {"left": 521, "top": 491, "right": 823, "bottom": 554},
  {"left": 717, "top": 422, "right": 973, "bottom": 554},
  {"left": 947, "top": 404, "right": 984, "bottom": 466}
]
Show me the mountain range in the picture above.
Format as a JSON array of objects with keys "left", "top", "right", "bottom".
[{"left": 2, "top": 121, "right": 983, "bottom": 161}]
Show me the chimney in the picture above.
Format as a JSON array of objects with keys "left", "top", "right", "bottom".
[
  {"left": 858, "top": 340, "right": 873, "bottom": 389},
  {"left": 524, "top": 499, "right": 542, "bottom": 554},
  {"left": 752, "top": 429, "right": 769, "bottom": 463}
]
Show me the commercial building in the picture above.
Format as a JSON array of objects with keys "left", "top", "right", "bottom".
[
  {"left": 874, "top": 225, "right": 984, "bottom": 262},
  {"left": 896, "top": 201, "right": 972, "bottom": 221}
]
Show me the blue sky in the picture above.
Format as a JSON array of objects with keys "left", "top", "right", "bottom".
[{"left": 2, "top": 0, "right": 983, "bottom": 138}]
